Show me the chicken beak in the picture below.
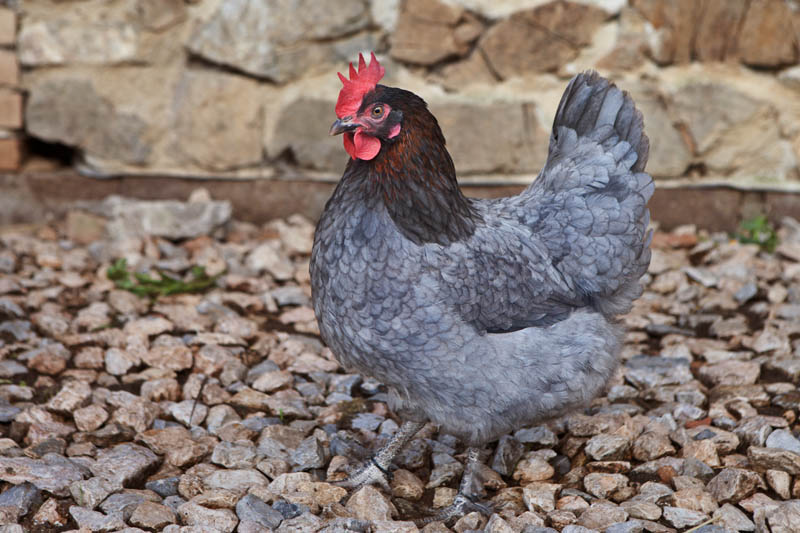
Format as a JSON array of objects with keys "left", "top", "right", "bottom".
[{"left": 329, "top": 117, "right": 358, "bottom": 136}]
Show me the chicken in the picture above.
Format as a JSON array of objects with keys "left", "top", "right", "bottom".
[{"left": 310, "top": 53, "right": 653, "bottom": 520}]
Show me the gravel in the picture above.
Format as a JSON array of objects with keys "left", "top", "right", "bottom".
[{"left": 0, "top": 213, "right": 799, "bottom": 531}]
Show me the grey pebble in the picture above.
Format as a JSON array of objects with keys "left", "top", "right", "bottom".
[
  {"left": 69, "top": 506, "right": 126, "bottom": 531},
  {"left": 0, "top": 360, "right": 27, "bottom": 378},
  {"left": 273, "top": 500, "right": 304, "bottom": 519},
  {"left": 236, "top": 494, "right": 284, "bottom": 529},
  {"left": 604, "top": 522, "right": 644, "bottom": 533},
  {"left": 351, "top": 412, "right": 385, "bottom": 432},
  {"left": 163, "top": 495, "right": 186, "bottom": 514},
  {"left": 325, "top": 392, "right": 353, "bottom": 405},
  {"left": 291, "top": 436, "right": 327, "bottom": 470},
  {"left": 246, "top": 360, "right": 281, "bottom": 384},
  {"left": 0, "top": 482, "right": 41, "bottom": 517},
  {"left": 145, "top": 476, "right": 180, "bottom": 498},
  {"left": 734, "top": 283, "right": 758, "bottom": 303},
  {"left": 0, "top": 321, "right": 31, "bottom": 342},
  {"left": 100, "top": 493, "right": 151, "bottom": 521},
  {"left": 359, "top": 377, "right": 385, "bottom": 396},
  {"left": 765, "top": 429, "right": 800, "bottom": 454},
  {"left": 491, "top": 435, "right": 525, "bottom": 477},
  {"left": 693, "top": 429, "right": 716, "bottom": 440},
  {"left": 270, "top": 286, "right": 310, "bottom": 307},
  {"left": 515, "top": 425, "right": 558, "bottom": 446}
]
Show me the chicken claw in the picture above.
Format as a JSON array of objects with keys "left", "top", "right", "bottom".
[
  {"left": 415, "top": 447, "right": 493, "bottom": 525},
  {"left": 334, "top": 420, "right": 425, "bottom": 492},
  {"left": 336, "top": 457, "right": 393, "bottom": 491},
  {"left": 415, "top": 493, "right": 493, "bottom": 526}
]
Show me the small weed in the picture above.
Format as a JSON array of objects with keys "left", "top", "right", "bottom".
[
  {"left": 735, "top": 214, "right": 778, "bottom": 253},
  {"left": 0, "top": 378, "right": 30, "bottom": 387},
  {"left": 106, "top": 258, "right": 221, "bottom": 298},
  {"left": 278, "top": 408, "right": 286, "bottom": 424}
]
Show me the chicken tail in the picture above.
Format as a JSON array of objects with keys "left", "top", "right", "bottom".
[
  {"left": 550, "top": 70, "right": 650, "bottom": 172},
  {"left": 526, "top": 71, "right": 654, "bottom": 317}
]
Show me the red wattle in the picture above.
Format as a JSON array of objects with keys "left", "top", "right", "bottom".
[
  {"left": 343, "top": 132, "right": 356, "bottom": 159},
  {"left": 343, "top": 130, "right": 381, "bottom": 160}
]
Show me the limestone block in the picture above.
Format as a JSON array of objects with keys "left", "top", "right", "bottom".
[{"left": 479, "top": 1, "right": 607, "bottom": 77}]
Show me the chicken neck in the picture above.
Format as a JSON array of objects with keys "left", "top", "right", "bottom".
[{"left": 342, "top": 107, "right": 482, "bottom": 246}]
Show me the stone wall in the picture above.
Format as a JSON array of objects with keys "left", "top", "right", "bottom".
[
  {"left": 0, "top": 4, "right": 21, "bottom": 170},
  {"left": 8, "top": 0, "right": 800, "bottom": 191}
]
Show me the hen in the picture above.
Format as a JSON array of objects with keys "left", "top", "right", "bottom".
[{"left": 310, "top": 53, "right": 653, "bottom": 520}]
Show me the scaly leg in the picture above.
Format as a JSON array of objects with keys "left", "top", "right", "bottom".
[
  {"left": 336, "top": 420, "right": 426, "bottom": 491},
  {"left": 416, "top": 447, "right": 492, "bottom": 525}
]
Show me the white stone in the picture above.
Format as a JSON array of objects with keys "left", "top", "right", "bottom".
[
  {"left": 442, "top": 0, "right": 624, "bottom": 19},
  {"left": 187, "top": 0, "right": 369, "bottom": 82},
  {"left": 19, "top": 19, "right": 137, "bottom": 66},
  {"left": 371, "top": 0, "right": 402, "bottom": 31}
]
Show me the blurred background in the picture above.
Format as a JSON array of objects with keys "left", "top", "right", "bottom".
[{"left": 0, "top": 0, "right": 799, "bottom": 229}]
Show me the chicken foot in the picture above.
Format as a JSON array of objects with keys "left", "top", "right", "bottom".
[
  {"left": 336, "top": 420, "right": 426, "bottom": 490},
  {"left": 415, "top": 447, "right": 492, "bottom": 526}
]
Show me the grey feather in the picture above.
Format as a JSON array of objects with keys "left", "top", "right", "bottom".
[{"left": 310, "top": 71, "right": 652, "bottom": 445}]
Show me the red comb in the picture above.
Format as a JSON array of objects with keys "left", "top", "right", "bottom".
[{"left": 335, "top": 52, "right": 385, "bottom": 119}]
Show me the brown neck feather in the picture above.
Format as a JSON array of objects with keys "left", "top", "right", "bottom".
[{"left": 344, "top": 96, "right": 480, "bottom": 245}]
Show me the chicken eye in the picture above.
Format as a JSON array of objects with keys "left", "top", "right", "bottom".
[{"left": 372, "top": 106, "right": 384, "bottom": 118}]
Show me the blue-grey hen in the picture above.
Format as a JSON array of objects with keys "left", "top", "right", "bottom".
[{"left": 310, "top": 53, "right": 653, "bottom": 521}]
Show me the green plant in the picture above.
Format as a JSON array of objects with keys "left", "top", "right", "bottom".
[
  {"left": 736, "top": 214, "right": 778, "bottom": 253},
  {"left": 107, "top": 258, "right": 221, "bottom": 298}
]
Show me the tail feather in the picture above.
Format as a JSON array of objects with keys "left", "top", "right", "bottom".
[
  {"left": 523, "top": 71, "right": 653, "bottom": 316},
  {"left": 551, "top": 70, "right": 650, "bottom": 173}
]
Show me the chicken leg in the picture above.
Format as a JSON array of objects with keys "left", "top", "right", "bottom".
[
  {"left": 336, "top": 420, "right": 492, "bottom": 523},
  {"left": 416, "top": 447, "right": 492, "bottom": 525},
  {"left": 336, "top": 420, "right": 426, "bottom": 490}
]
